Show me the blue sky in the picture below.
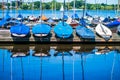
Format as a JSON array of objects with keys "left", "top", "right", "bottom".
[{"left": 2, "top": 0, "right": 118, "bottom": 4}]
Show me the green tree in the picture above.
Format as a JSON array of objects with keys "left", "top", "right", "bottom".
[
  {"left": 34, "top": 1, "right": 40, "bottom": 9},
  {"left": 22, "top": 4, "right": 29, "bottom": 10},
  {"left": 0, "top": 3, "right": 2, "bottom": 9},
  {"left": 45, "top": 3, "right": 51, "bottom": 9},
  {"left": 12, "top": 1, "right": 16, "bottom": 7}
]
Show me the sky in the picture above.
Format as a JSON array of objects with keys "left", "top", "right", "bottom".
[{"left": 1, "top": 0, "right": 118, "bottom": 4}]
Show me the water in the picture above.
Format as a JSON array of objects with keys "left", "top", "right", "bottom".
[
  {"left": 0, "top": 44, "right": 120, "bottom": 80},
  {"left": 0, "top": 9, "right": 118, "bottom": 19}
]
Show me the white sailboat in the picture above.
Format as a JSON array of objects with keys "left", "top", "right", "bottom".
[
  {"left": 60, "top": 4, "right": 64, "bottom": 12},
  {"left": 28, "top": 0, "right": 36, "bottom": 21},
  {"left": 95, "top": 23, "right": 112, "bottom": 41},
  {"left": 52, "top": 0, "right": 59, "bottom": 21}
]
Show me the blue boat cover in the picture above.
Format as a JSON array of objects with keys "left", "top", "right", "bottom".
[
  {"left": 54, "top": 22, "right": 73, "bottom": 38},
  {"left": 86, "top": 12, "right": 92, "bottom": 17},
  {"left": 32, "top": 24, "right": 51, "bottom": 34},
  {"left": 103, "top": 17, "right": 110, "bottom": 23},
  {"left": 79, "top": 18, "right": 87, "bottom": 27},
  {"left": 10, "top": 23, "right": 30, "bottom": 35},
  {"left": 4, "top": 13, "right": 11, "bottom": 20},
  {"left": 76, "top": 26, "right": 95, "bottom": 39},
  {"left": 0, "top": 13, "right": 11, "bottom": 27},
  {"left": 17, "top": 14, "right": 23, "bottom": 19},
  {"left": 106, "top": 19, "right": 120, "bottom": 27},
  {"left": 71, "top": 13, "right": 79, "bottom": 19},
  {"left": 63, "top": 15, "right": 68, "bottom": 20}
]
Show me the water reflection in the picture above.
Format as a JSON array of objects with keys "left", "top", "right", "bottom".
[
  {"left": 32, "top": 44, "right": 51, "bottom": 57},
  {"left": 0, "top": 44, "right": 120, "bottom": 80},
  {"left": 11, "top": 44, "right": 30, "bottom": 57}
]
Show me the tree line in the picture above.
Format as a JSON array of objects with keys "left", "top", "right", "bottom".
[{"left": 0, "top": 0, "right": 118, "bottom": 10}]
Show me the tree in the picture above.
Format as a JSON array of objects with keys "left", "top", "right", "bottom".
[
  {"left": 34, "top": 1, "right": 40, "bottom": 9},
  {"left": 45, "top": 3, "right": 51, "bottom": 9},
  {"left": 22, "top": 3, "right": 29, "bottom": 10},
  {"left": 0, "top": 3, "right": 2, "bottom": 9},
  {"left": 12, "top": 1, "right": 16, "bottom": 7}
]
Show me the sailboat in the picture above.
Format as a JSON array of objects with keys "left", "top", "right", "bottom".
[
  {"left": 60, "top": 4, "right": 64, "bottom": 12},
  {"left": 0, "top": 0, "right": 11, "bottom": 27},
  {"left": 76, "top": 18, "right": 95, "bottom": 40},
  {"left": 71, "top": 0, "right": 79, "bottom": 20},
  {"left": 54, "top": 0, "right": 73, "bottom": 39},
  {"left": 16, "top": 0, "right": 23, "bottom": 21},
  {"left": 76, "top": 0, "right": 95, "bottom": 40},
  {"left": 66, "top": 16, "right": 79, "bottom": 28},
  {"left": 54, "top": 22, "right": 73, "bottom": 39},
  {"left": 95, "top": 23, "right": 112, "bottom": 41},
  {"left": 0, "top": 13, "right": 11, "bottom": 27},
  {"left": 66, "top": 0, "right": 79, "bottom": 28},
  {"left": 28, "top": 0, "right": 36, "bottom": 21},
  {"left": 52, "top": 0, "right": 59, "bottom": 21},
  {"left": 32, "top": 0, "right": 51, "bottom": 37},
  {"left": 10, "top": 0, "right": 30, "bottom": 37}
]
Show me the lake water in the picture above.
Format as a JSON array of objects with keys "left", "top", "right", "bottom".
[
  {"left": 0, "top": 9, "right": 118, "bottom": 19},
  {"left": 0, "top": 44, "right": 120, "bottom": 80}
]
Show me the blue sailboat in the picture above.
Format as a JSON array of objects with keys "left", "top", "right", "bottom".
[
  {"left": 63, "top": 14, "right": 68, "bottom": 20},
  {"left": 17, "top": 14, "right": 23, "bottom": 21},
  {"left": 71, "top": 13, "right": 79, "bottom": 20},
  {"left": 0, "top": 13, "right": 11, "bottom": 27},
  {"left": 47, "top": 18, "right": 57, "bottom": 26},
  {"left": 106, "top": 19, "right": 120, "bottom": 27},
  {"left": 10, "top": 23, "right": 30, "bottom": 37},
  {"left": 32, "top": 0, "right": 51, "bottom": 37},
  {"left": 86, "top": 12, "right": 92, "bottom": 17},
  {"left": 32, "top": 24, "right": 51, "bottom": 37},
  {"left": 76, "top": 18, "right": 95, "bottom": 39},
  {"left": 54, "top": 22, "right": 73, "bottom": 38},
  {"left": 54, "top": 0, "right": 73, "bottom": 39}
]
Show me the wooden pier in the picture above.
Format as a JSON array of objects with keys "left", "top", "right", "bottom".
[{"left": 0, "top": 29, "right": 120, "bottom": 43}]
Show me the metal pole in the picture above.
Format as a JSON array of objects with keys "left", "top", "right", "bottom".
[
  {"left": 2, "top": 0, "right": 4, "bottom": 17},
  {"left": 74, "top": 0, "right": 75, "bottom": 14},
  {"left": 40, "top": 0, "right": 42, "bottom": 22},
  {"left": 83, "top": 0, "right": 86, "bottom": 18},
  {"left": 62, "top": 0, "right": 65, "bottom": 26}
]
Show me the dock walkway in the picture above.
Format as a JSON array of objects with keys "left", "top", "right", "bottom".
[{"left": 0, "top": 29, "right": 120, "bottom": 43}]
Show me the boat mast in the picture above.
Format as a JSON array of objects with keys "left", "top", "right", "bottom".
[
  {"left": 73, "top": 0, "right": 76, "bottom": 14},
  {"left": 83, "top": 0, "right": 86, "bottom": 18},
  {"left": 105, "top": 0, "right": 107, "bottom": 17},
  {"left": 40, "top": 0, "right": 42, "bottom": 22},
  {"left": 52, "top": 0, "right": 54, "bottom": 17},
  {"left": 55, "top": 0, "right": 56, "bottom": 18},
  {"left": 117, "top": 0, "right": 120, "bottom": 16},
  {"left": 2, "top": 0, "right": 4, "bottom": 17},
  {"left": 67, "top": 0, "right": 70, "bottom": 16},
  {"left": 16, "top": 0, "right": 18, "bottom": 17},
  {"left": 62, "top": 0, "right": 65, "bottom": 26},
  {"left": 32, "top": 0, "right": 33, "bottom": 16}
]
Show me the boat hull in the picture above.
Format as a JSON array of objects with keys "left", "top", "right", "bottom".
[
  {"left": 54, "top": 22, "right": 73, "bottom": 39},
  {"left": 76, "top": 26, "right": 95, "bottom": 39},
  {"left": 95, "top": 23, "right": 112, "bottom": 41}
]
